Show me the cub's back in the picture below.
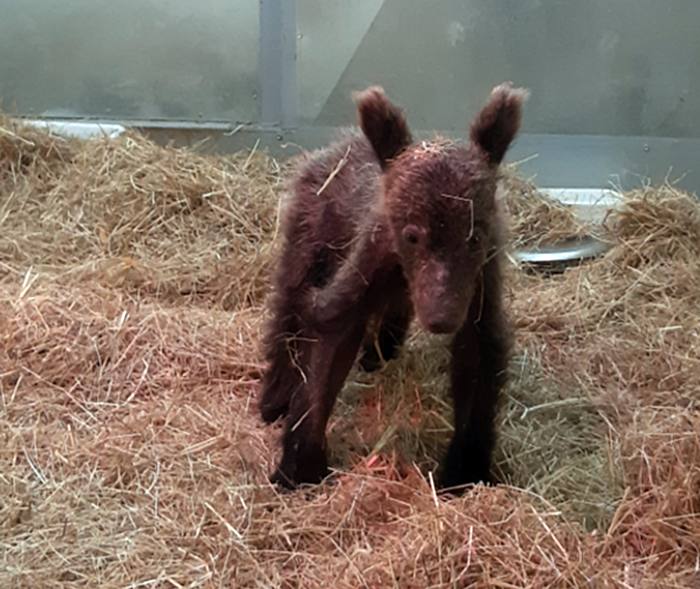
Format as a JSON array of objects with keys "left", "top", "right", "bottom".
[{"left": 282, "top": 133, "right": 382, "bottom": 254}]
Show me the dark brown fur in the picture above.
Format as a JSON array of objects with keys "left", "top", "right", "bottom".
[{"left": 259, "top": 83, "right": 528, "bottom": 491}]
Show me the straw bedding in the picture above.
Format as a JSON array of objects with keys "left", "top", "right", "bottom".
[
  {"left": 1, "top": 118, "right": 698, "bottom": 588},
  {"left": 498, "top": 168, "right": 591, "bottom": 248}
]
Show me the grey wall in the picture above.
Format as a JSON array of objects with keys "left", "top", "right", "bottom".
[
  {"left": 2, "top": 0, "right": 700, "bottom": 191},
  {"left": 300, "top": 0, "right": 700, "bottom": 138},
  {"left": 0, "top": 0, "right": 258, "bottom": 121}
]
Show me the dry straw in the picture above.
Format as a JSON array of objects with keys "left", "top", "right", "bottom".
[
  {"left": 498, "top": 165, "right": 591, "bottom": 249},
  {"left": 1, "top": 117, "right": 698, "bottom": 587}
]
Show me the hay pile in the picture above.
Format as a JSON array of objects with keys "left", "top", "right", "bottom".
[
  {"left": 0, "top": 119, "right": 281, "bottom": 309},
  {"left": 1, "top": 117, "right": 699, "bottom": 588},
  {"left": 498, "top": 166, "right": 591, "bottom": 248}
]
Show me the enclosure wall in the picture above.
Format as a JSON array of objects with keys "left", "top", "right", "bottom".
[
  {"left": 2, "top": 0, "right": 700, "bottom": 191},
  {"left": 0, "top": 0, "right": 258, "bottom": 122}
]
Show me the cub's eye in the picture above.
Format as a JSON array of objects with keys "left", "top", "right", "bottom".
[{"left": 402, "top": 225, "right": 421, "bottom": 246}]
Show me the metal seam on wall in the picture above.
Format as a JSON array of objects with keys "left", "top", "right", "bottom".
[{"left": 259, "top": 0, "right": 298, "bottom": 128}]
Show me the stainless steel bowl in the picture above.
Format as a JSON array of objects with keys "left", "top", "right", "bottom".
[
  {"left": 511, "top": 187, "right": 620, "bottom": 271},
  {"left": 513, "top": 235, "right": 612, "bottom": 265}
]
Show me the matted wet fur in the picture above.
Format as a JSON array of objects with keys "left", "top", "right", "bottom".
[{"left": 260, "top": 83, "right": 528, "bottom": 491}]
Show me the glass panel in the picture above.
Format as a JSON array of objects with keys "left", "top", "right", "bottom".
[{"left": 0, "top": 0, "right": 258, "bottom": 122}]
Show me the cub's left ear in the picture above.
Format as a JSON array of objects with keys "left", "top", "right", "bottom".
[{"left": 469, "top": 82, "right": 529, "bottom": 166}]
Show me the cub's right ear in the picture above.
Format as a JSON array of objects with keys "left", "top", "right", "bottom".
[{"left": 354, "top": 86, "right": 412, "bottom": 170}]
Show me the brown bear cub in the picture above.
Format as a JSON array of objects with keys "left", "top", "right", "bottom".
[{"left": 259, "top": 82, "right": 527, "bottom": 491}]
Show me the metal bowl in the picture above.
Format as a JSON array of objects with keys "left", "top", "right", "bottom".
[
  {"left": 511, "top": 187, "right": 620, "bottom": 272},
  {"left": 512, "top": 235, "right": 613, "bottom": 273}
]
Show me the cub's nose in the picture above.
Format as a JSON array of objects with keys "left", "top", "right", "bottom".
[{"left": 424, "top": 317, "right": 460, "bottom": 335}]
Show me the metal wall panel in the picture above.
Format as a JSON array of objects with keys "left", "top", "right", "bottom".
[
  {"left": 0, "top": 0, "right": 258, "bottom": 121},
  {"left": 2, "top": 0, "right": 700, "bottom": 192},
  {"left": 299, "top": 0, "right": 700, "bottom": 139}
]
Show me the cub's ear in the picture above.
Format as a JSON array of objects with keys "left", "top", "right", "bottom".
[
  {"left": 469, "top": 82, "right": 529, "bottom": 166},
  {"left": 354, "top": 86, "right": 412, "bottom": 169}
]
